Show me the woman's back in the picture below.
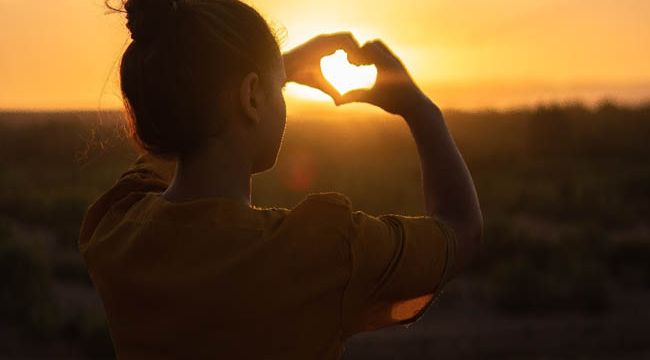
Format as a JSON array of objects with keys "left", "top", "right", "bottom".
[{"left": 80, "top": 154, "right": 457, "bottom": 359}]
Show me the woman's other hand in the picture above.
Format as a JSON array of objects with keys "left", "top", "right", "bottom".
[{"left": 338, "top": 40, "right": 430, "bottom": 117}]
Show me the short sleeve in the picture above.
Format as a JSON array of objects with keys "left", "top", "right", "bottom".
[{"left": 341, "top": 210, "right": 456, "bottom": 338}]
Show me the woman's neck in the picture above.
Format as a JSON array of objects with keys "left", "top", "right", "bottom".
[{"left": 162, "top": 139, "right": 253, "bottom": 205}]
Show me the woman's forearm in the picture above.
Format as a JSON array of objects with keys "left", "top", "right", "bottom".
[{"left": 402, "top": 98, "right": 483, "bottom": 276}]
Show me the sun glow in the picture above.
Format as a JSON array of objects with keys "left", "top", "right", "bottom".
[
  {"left": 284, "top": 83, "right": 332, "bottom": 102},
  {"left": 320, "top": 50, "right": 377, "bottom": 95},
  {"left": 2, "top": 0, "right": 650, "bottom": 110}
]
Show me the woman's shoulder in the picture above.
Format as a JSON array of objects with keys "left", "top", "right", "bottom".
[
  {"left": 264, "top": 192, "right": 355, "bottom": 233},
  {"left": 253, "top": 192, "right": 353, "bottom": 215},
  {"left": 288, "top": 192, "right": 354, "bottom": 219},
  {"left": 301, "top": 192, "right": 353, "bottom": 208}
]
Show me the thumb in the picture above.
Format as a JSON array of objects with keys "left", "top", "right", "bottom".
[
  {"left": 315, "top": 76, "right": 343, "bottom": 104},
  {"left": 336, "top": 89, "right": 371, "bottom": 106}
]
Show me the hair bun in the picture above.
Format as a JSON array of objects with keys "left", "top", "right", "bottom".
[{"left": 125, "top": 0, "right": 179, "bottom": 42}]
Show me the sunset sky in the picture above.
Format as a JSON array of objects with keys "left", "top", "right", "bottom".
[{"left": 1, "top": 0, "right": 649, "bottom": 111}]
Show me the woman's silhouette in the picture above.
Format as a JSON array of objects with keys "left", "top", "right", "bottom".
[{"left": 79, "top": 0, "right": 483, "bottom": 358}]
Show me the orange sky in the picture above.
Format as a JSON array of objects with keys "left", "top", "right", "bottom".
[{"left": 1, "top": 0, "right": 649, "bottom": 111}]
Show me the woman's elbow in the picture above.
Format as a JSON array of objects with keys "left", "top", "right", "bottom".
[{"left": 447, "top": 210, "right": 484, "bottom": 277}]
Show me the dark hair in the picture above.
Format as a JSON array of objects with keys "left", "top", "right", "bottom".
[{"left": 110, "top": 0, "right": 281, "bottom": 158}]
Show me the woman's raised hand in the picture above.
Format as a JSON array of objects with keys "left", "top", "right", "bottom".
[
  {"left": 339, "top": 40, "right": 430, "bottom": 117},
  {"left": 283, "top": 32, "right": 361, "bottom": 104},
  {"left": 284, "top": 34, "right": 431, "bottom": 117}
]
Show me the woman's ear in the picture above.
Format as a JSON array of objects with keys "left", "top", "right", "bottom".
[{"left": 239, "top": 72, "right": 262, "bottom": 125}]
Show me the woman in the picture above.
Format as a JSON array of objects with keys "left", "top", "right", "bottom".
[{"left": 79, "top": 0, "right": 483, "bottom": 358}]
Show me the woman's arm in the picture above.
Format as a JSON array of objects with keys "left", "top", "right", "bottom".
[
  {"left": 402, "top": 100, "right": 483, "bottom": 276},
  {"left": 339, "top": 40, "right": 483, "bottom": 277}
]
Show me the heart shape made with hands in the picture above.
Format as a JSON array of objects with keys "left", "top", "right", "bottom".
[{"left": 320, "top": 50, "right": 377, "bottom": 95}]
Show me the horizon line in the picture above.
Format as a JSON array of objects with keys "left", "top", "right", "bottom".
[{"left": 2, "top": 97, "right": 649, "bottom": 115}]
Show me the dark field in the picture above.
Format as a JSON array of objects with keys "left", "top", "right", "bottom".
[{"left": 1, "top": 102, "right": 649, "bottom": 359}]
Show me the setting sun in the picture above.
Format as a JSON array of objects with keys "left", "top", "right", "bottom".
[{"left": 320, "top": 50, "right": 377, "bottom": 95}]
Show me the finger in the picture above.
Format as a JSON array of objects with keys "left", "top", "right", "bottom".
[
  {"left": 347, "top": 42, "right": 373, "bottom": 65},
  {"left": 315, "top": 74, "right": 342, "bottom": 102},
  {"left": 348, "top": 41, "right": 389, "bottom": 67},
  {"left": 337, "top": 89, "right": 371, "bottom": 106},
  {"left": 370, "top": 40, "right": 405, "bottom": 69},
  {"left": 368, "top": 41, "right": 398, "bottom": 65},
  {"left": 371, "top": 40, "right": 397, "bottom": 59},
  {"left": 316, "top": 32, "right": 361, "bottom": 56}
]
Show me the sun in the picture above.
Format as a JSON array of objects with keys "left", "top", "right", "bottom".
[{"left": 320, "top": 50, "right": 377, "bottom": 95}]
